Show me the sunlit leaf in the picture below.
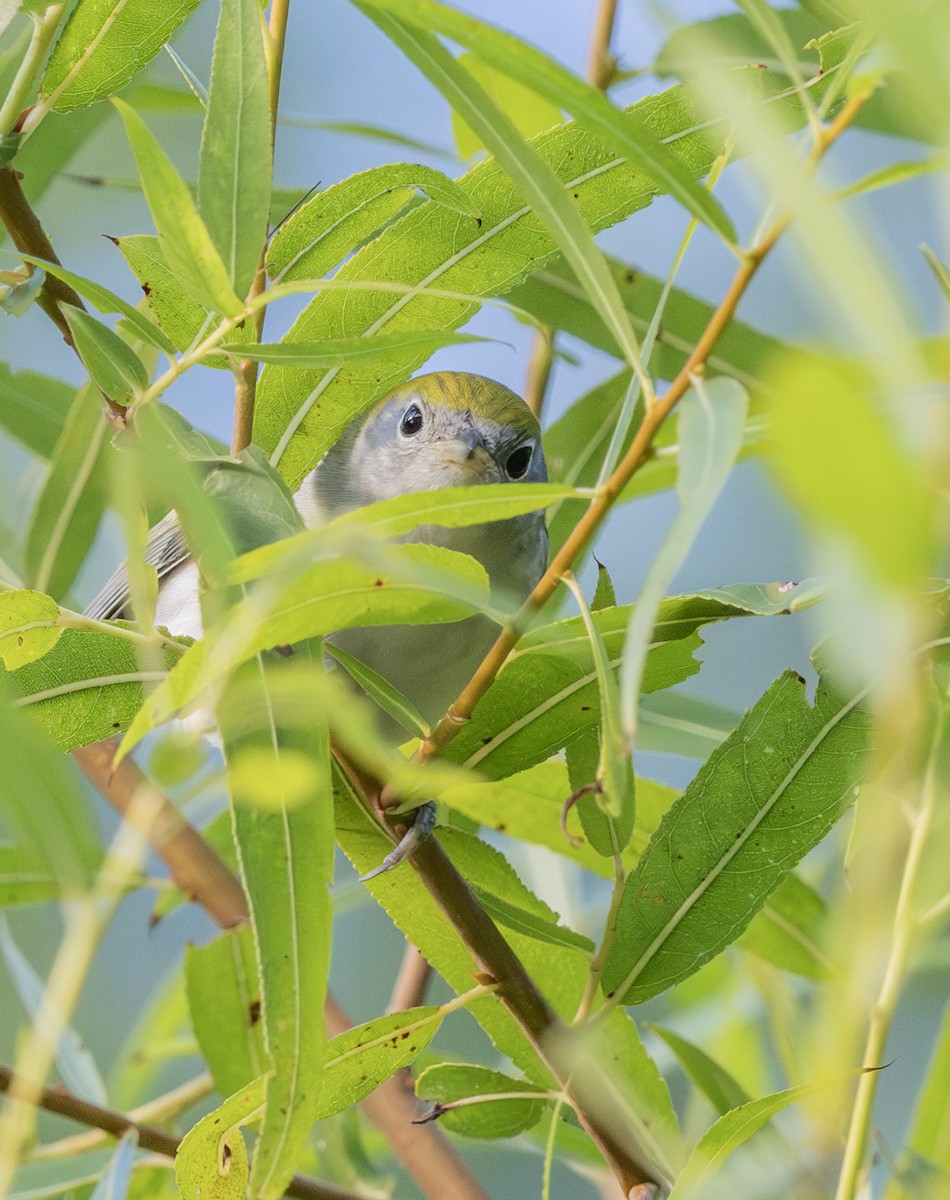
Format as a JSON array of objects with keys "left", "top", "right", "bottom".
[{"left": 175, "top": 1076, "right": 267, "bottom": 1200}]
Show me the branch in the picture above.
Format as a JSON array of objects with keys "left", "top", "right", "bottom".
[
  {"left": 586, "top": 0, "right": 619, "bottom": 90},
  {"left": 72, "top": 740, "right": 250, "bottom": 929},
  {"left": 0, "top": 1065, "right": 367, "bottom": 1200},
  {"left": 0, "top": 167, "right": 126, "bottom": 422}
]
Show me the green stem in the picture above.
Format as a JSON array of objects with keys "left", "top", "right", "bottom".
[
  {"left": 0, "top": 6, "right": 66, "bottom": 135},
  {"left": 833, "top": 716, "right": 943, "bottom": 1200}
]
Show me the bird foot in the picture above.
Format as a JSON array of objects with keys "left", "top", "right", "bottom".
[{"left": 359, "top": 801, "right": 437, "bottom": 881}]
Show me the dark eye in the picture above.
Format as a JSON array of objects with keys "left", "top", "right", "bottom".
[
  {"left": 400, "top": 403, "right": 423, "bottom": 436},
  {"left": 506, "top": 445, "right": 533, "bottom": 479}
]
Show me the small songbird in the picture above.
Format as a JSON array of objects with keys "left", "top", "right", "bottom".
[{"left": 86, "top": 373, "right": 548, "bottom": 853}]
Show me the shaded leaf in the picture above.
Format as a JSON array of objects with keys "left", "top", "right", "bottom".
[
  {"left": 415, "top": 1063, "right": 548, "bottom": 1138},
  {"left": 602, "top": 671, "right": 870, "bottom": 1005},
  {"left": 60, "top": 305, "right": 148, "bottom": 406},
  {"left": 199, "top": 0, "right": 272, "bottom": 297},
  {"left": 0, "top": 364, "right": 74, "bottom": 459}
]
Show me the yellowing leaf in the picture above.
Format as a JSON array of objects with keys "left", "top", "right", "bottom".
[{"left": 0, "top": 590, "right": 62, "bottom": 668}]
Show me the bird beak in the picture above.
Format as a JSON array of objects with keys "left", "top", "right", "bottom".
[{"left": 440, "top": 429, "right": 488, "bottom": 467}]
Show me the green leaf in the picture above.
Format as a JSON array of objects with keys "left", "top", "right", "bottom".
[
  {"left": 738, "top": 873, "right": 831, "bottom": 980},
  {"left": 185, "top": 927, "right": 266, "bottom": 1100},
  {"left": 836, "top": 152, "right": 950, "bottom": 202},
  {"left": 358, "top": 8, "right": 645, "bottom": 373},
  {"left": 357, "top": 0, "right": 735, "bottom": 241},
  {"left": 511, "top": 257, "right": 790, "bottom": 388},
  {"left": 636, "top": 691, "right": 739, "bottom": 758},
  {"left": 602, "top": 671, "right": 871, "bottom": 1005},
  {"left": 234, "top": 329, "right": 491, "bottom": 367},
  {"left": 17, "top": 253, "right": 175, "bottom": 353},
  {"left": 59, "top": 305, "right": 149, "bottom": 406},
  {"left": 415, "top": 1063, "right": 549, "bottom": 1138},
  {"left": 112, "top": 98, "right": 243, "bottom": 317},
  {"left": 254, "top": 80, "right": 735, "bottom": 488},
  {"left": 326, "top": 641, "right": 428, "bottom": 738},
  {"left": 592, "top": 562, "right": 616, "bottom": 611},
  {"left": 0, "top": 364, "right": 74, "bottom": 459},
  {"left": 650, "top": 1025, "right": 750, "bottom": 1116},
  {"left": 765, "top": 354, "right": 935, "bottom": 588},
  {"left": 667, "top": 1085, "right": 813, "bottom": 1199},
  {"left": 231, "top": 481, "right": 577, "bottom": 583},
  {"left": 24, "top": 382, "right": 110, "bottom": 599},
  {"left": 0, "top": 844, "right": 61, "bottom": 908},
  {"left": 315, "top": 1007, "right": 444, "bottom": 1120},
  {"left": 174, "top": 1076, "right": 267, "bottom": 1200},
  {"left": 0, "top": 589, "right": 62, "bottom": 667},
  {"left": 619, "top": 377, "right": 749, "bottom": 739},
  {"left": 115, "top": 234, "right": 254, "bottom": 364},
  {"left": 3, "top": 622, "right": 183, "bottom": 751},
  {"left": 217, "top": 658, "right": 333, "bottom": 1200},
  {"left": 40, "top": 0, "right": 201, "bottom": 112},
  {"left": 451, "top": 53, "right": 562, "bottom": 159},
  {"left": 0, "top": 688, "right": 101, "bottom": 897},
  {"left": 120, "top": 542, "right": 491, "bottom": 754},
  {"left": 267, "top": 162, "right": 481, "bottom": 282},
  {"left": 199, "top": 0, "right": 272, "bottom": 298}
]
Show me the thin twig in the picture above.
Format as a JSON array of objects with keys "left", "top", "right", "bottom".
[
  {"left": 0, "top": 1064, "right": 369, "bottom": 1200},
  {"left": 523, "top": 325, "right": 555, "bottom": 418},
  {"left": 586, "top": 0, "right": 620, "bottom": 91}
]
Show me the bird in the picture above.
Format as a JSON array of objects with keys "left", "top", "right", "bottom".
[{"left": 86, "top": 371, "right": 549, "bottom": 870}]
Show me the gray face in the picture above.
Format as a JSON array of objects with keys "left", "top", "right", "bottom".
[{"left": 309, "top": 388, "right": 548, "bottom": 519}]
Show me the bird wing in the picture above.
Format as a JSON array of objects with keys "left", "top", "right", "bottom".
[{"left": 83, "top": 511, "right": 192, "bottom": 621}]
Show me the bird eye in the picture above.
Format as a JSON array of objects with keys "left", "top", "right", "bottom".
[
  {"left": 506, "top": 445, "right": 533, "bottom": 479},
  {"left": 400, "top": 403, "right": 423, "bottom": 436}
]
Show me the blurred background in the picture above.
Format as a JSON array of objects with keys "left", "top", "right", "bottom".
[{"left": 0, "top": 2, "right": 944, "bottom": 1195}]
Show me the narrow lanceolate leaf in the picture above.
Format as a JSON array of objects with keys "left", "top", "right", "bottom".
[
  {"left": 199, "top": 0, "right": 272, "bottom": 298},
  {"left": 360, "top": 9, "right": 644, "bottom": 373},
  {"left": 185, "top": 927, "right": 266, "bottom": 1100},
  {"left": 231, "top": 481, "right": 578, "bottom": 583},
  {"left": 451, "top": 52, "right": 562, "bottom": 159},
  {"left": 59, "top": 305, "right": 149, "bottom": 406},
  {"left": 619, "top": 377, "right": 749, "bottom": 740},
  {"left": 17, "top": 254, "right": 175, "bottom": 353},
  {"left": 115, "top": 234, "right": 255, "bottom": 364},
  {"left": 0, "top": 365, "right": 75, "bottom": 459},
  {"left": 602, "top": 671, "right": 871, "bottom": 1005},
  {"left": 113, "top": 99, "right": 243, "bottom": 317},
  {"left": 0, "top": 845, "right": 61, "bottom": 908},
  {"left": 667, "top": 1086, "right": 813, "bottom": 1200},
  {"left": 41, "top": 0, "right": 202, "bottom": 112},
  {"left": 0, "top": 689, "right": 101, "bottom": 896},
  {"left": 24, "top": 382, "right": 110, "bottom": 599},
  {"left": 315, "top": 1008, "right": 444, "bottom": 1120},
  {"left": 175, "top": 1076, "right": 268, "bottom": 1200},
  {"left": 267, "top": 163, "right": 481, "bottom": 282},
  {"left": 219, "top": 658, "right": 333, "bottom": 1200},
  {"left": 415, "top": 1063, "right": 549, "bottom": 1139},
  {"left": 356, "top": 0, "right": 735, "bottom": 240},
  {"left": 255, "top": 80, "right": 737, "bottom": 488},
  {"left": 234, "top": 329, "right": 490, "bottom": 368}
]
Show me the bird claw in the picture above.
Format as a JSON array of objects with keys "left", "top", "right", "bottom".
[{"left": 359, "top": 801, "right": 437, "bottom": 882}]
